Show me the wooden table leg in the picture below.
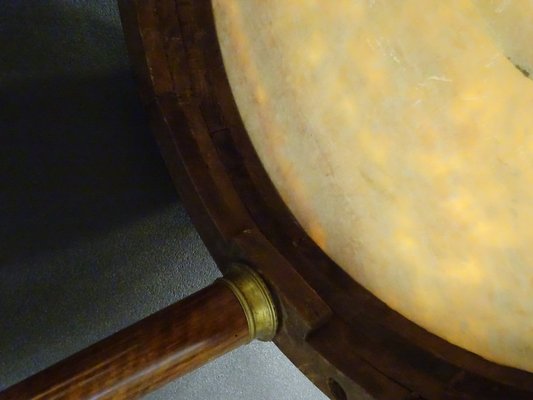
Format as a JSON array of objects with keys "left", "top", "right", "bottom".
[{"left": 0, "top": 264, "right": 277, "bottom": 400}]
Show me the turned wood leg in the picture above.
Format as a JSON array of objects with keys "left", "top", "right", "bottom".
[{"left": 0, "top": 264, "right": 277, "bottom": 400}]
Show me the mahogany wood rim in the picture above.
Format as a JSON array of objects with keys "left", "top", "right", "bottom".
[{"left": 119, "top": 1, "right": 533, "bottom": 399}]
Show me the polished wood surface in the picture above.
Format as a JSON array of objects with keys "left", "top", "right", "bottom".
[
  {"left": 0, "top": 282, "right": 248, "bottom": 400},
  {"left": 117, "top": 1, "right": 533, "bottom": 399}
]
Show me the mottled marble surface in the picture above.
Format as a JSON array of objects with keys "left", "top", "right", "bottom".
[{"left": 215, "top": 0, "right": 533, "bottom": 373}]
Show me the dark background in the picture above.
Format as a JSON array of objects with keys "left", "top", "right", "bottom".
[{"left": 0, "top": 1, "right": 325, "bottom": 398}]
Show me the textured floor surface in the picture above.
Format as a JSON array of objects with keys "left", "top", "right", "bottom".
[{"left": 0, "top": 1, "right": 326, "bottom": 399}]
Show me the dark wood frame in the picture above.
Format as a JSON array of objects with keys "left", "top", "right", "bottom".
[{"left": 119, "top": 1, "right": 533, "bottom": 399}]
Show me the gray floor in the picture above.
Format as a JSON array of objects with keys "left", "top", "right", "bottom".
[{"left": 0, "top": 1, "right": 326, "bottom": 399}]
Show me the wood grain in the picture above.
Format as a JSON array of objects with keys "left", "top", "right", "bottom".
[{"left": 0, "top": 282, "right": 249, "bottom": 400}]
